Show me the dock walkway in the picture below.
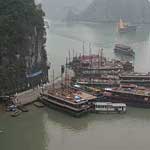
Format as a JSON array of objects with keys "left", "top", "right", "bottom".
[{"left": 15, "top": 83, "right": 51, "bottom": 106}]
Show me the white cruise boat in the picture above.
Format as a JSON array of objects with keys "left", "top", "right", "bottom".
[{"left": 94, "top": 102, "right": 127, "bottom": 113}]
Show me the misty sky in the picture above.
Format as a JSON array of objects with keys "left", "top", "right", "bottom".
[{"left": 35, "top": 0, "right": 93, "bottom": 20}]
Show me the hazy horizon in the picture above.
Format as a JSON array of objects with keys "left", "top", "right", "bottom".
[{"left": 35, "top": 0, "right": 93, "bottom": 20}]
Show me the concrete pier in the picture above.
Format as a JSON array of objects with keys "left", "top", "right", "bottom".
[{"left": 15, "top": 88, "right": 41, "bottom": 106}]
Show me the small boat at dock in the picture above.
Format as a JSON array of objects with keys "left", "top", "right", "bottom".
[
  {"left": 34, "top": 102, "right": 45, "bottom": 108},
  {"left": 93, "top": 102, "right": 126, "bottom": 113},
  {"left": 18, "top": 105, "right": 29, "bottom": 112},
  {"left": 11, "top": 109, "right": 22, "bottom": 117}
]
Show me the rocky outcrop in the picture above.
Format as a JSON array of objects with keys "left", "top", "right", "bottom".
[{"left": 0, "top": 0, "right": 48, "bottom": 95}]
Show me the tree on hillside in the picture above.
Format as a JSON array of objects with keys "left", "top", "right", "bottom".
[{"left": 0, "top": 0, "right": 47, "bottom": 95}]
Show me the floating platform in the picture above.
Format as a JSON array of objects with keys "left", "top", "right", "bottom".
[{"left": 40, "top": 88, "right": 96, "bottom": 117}]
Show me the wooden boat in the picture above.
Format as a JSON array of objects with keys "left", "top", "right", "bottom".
[
  {"left": 76, "top": 78, "right": 119, "bottom": 88},
  {"left": 11, "top": 109, "right": 22, "bottom": 117},
  {"left": 18, "top": 105, "right": 29, "bottom": 112},
  {"left": 34, "top": 102, "right": 45, "bottom": 108},
  {"left": 93, "top": 102, "right": 126, "bottom": 113},
  {"left": 40, "top": 88, "right": 97, "bottom": 117},
  {"left": 119, "top": 73, "right": 150, "bottom": 87},
  {"left": 69, "top": 53, "right": 134, "bottom": 78},
  {"left": 117, "top": 19, "right": 136, "bottom": 33},
  {"left": 103, "top": 85, "right": 150, "bottom": 108},
  {"left": 114, "top": 44, "right": 135, "bottom": 57}
]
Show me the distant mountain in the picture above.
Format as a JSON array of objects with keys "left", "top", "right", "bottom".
[
  {"left": 73, "top": 0, "right": 150, "bottom": 23},
  {"left": 37, "top": 0, "right": 93, "bottom": 20}
]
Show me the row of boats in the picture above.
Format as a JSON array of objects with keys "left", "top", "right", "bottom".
[
  {"left": 39, "top": 86, "right": 127, "bottom": 117},
  {"left": 39, "top": 44, "right": 150, "bottom": 117},
  {"left": 39, "top": 78, "right": 150, "bottom": 117},
  {"left": 38, "top": 19, "right": 140, "bottom": 117}
]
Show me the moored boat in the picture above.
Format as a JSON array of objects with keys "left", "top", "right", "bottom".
[
  {"left": 68, "top": 50, "right": 134, "bottom": 79},
  {"left": 103, "top": 84, "right": 150, "bottom": 108},
  {"left": 18, "top": 105, "right": 29, "bottom": 112},
  {"left": 34, "top": 101, "right": 45, "bottom": 108},
  {"left": 93, "top": 102, "right": 126, "bottom": 113},
  {"left": 114, "top": 44, "right": 135, "bottom": 57},
  {"left": 119, "top": 73, "right": 150, "bottom": 87},
  {"left": 11, "top": 109, "right": 22, "bottom": 117},
  {"left": 40, "top": 87, "right": 97, "bottom": 117},
  {"left": 117, "top": 19, "right": 136, "bottom": 33}
]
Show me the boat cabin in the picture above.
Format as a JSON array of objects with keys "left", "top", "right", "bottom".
[{"left": 94, "top": 102, "right": 126, "bottom": 113}]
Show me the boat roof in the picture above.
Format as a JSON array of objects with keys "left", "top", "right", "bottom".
[
  {"left": 120, "top": 75, "right": 150, "bottom": 78},
  {"left": 105, "top": 87, "right": 150, "bottom": 97},
  {"left": 115, "top": 44, "right": 131, "bottom": 49},
  {"left": 95, "top": 102, "right": 126, "bottom": 107}
]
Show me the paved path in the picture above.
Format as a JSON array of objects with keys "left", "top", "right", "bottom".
[
  {"left": 15, "top": 88, "right": 41, "bottom": 106},
  {"left": 14, "top": 78, "right": 65, "bottom": 106}
]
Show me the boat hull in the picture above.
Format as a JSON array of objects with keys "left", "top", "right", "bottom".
[
  {"left": 102, "top": 96, "right": 150, "bottom": 108},
  {"left": 40, "top": 95, "right": 90, "bottom": 117},
  {"left": 114, "top": 48, "right": 135, "bottom": 56},
  {"left": 119, "top": 26, "right": 136, "bottom": 33},
  {"left": 120, "top": 80, "right": 150, "bottom": 87}
]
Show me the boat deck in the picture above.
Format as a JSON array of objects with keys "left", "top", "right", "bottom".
[
  {"left": 47, "top": 88, "right": 96, "bottom": 103},
  {"left": 106, "top": 87, "right": 150, "bottom": 97}
]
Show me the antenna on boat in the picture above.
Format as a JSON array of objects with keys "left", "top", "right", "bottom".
[
  {"left": 89, "top": 43, "right": 92, "bottom": 83},
  {"left": 82, "top": 41, "right": 85, "bottom": 57},
  {"left": 68, "top": 49, "right": 71, "bottom": 64},
  {"left": 52, "top": 69, "right": 55, "bottom": 92},
  {"left": 76, "top": 52, "right": 78, "bottom": 58},
  {"left": 100, "top": 48, "right": 103, "bottom": 66},
  {"left": 98, "top": 49, "right": 101, "bottom": 69},
  {"left": 65, "top": 57, "right": 69, "bottom": 92},
  {"left": 73, "top": 49, "right": 75, "bottom": 60},
  {"left": 61, "top": 65, "right": 65, "bottom": 93}
]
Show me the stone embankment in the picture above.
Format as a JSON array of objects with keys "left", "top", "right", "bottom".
[{"left": 15, "top": 83, "right": 51, "bottom": 106}]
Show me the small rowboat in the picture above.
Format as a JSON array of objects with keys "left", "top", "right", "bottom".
[{"left": 11, "top": 110, "right": 22, "bottom": 117}]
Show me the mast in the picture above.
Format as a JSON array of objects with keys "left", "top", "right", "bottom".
[
  {"left": 65, "top": 57, "right": 69, "bottom": 93},
  {"left": 52, "top": 69, "right": 55, "bottom": 92},
  {"left": 68, "top": 49, "right": 71, "bottom": 64},
  {"left": 100, "top": 48, "right": 103, "bottom": 67},
  {"left": 82, "top": 41, "right": 85, "bottom": 58},
  {"left": 89, "top": 43, "right": 92, "bottom": 83},
  {"left": 98, "top": 49, "right": 101, "bottom": 69},
  {"left": 73, "top": 49, "right": 75, "bottom": 60},
  {"left": 61, "top": 65, "right": 65, "bottom": 93}
]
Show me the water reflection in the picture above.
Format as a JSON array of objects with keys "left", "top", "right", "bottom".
[
  {"left": 0, "top": 106, "right": 47, "bottom": 150},
  {"left": 45, "top": 108, "right": 89, "bottom": 131}
]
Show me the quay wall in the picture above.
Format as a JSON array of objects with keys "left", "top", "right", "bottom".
[{"left": 16, "top": 88, "right": 41, "bottom": 106}]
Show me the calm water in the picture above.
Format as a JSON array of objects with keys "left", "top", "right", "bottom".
[{"left": 1, "top": 22, "right": 150, "bottom": 150}]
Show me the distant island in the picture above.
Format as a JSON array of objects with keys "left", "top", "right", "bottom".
[
  {"left": 0, "top": 0, "right": 49, "bottom": 95},
  {"left": 66, "top": 0, "right": 150, "bottom": 24}
]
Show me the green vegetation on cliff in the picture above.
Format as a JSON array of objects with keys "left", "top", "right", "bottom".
[{"left": 0, "top": 0, "right": 48, "bottom": 95}]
